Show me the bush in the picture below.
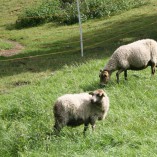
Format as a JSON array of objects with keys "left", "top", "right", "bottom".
[
  {"left": 56, "top": 2, "right": 79, "bottom": 25},
  {"left": 84, "top": 0, "right": 147, "bottom": 18},
  {"left": 16, "top": 0, "right": 62, "bottom": 28},
  {"left": 60, "top": 0, "right": 75, "bottom": 4},
  {"left": 16, "top": 0, "right": 147, "bottom": 28}
]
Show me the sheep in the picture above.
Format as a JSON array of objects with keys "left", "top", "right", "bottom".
[
  {"left": 99, "top": 39, "right": 157, "bottom": 85},
  {"left": 53, "top": 89, "right": 109, "bottom": 135}
]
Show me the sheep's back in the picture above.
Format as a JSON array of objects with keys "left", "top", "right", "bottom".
[
  {"left": 113, "top": 39, "right": 154, "bottom": 68},
  {"left": 57, "top": 93, "right": 91, "bottom": 107},
  {"left": 55, "top": 93, "right": 92, "bottom": 119}
]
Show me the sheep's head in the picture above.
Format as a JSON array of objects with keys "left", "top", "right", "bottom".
[
  {"left": 89, "top": 89, "right": 105, "bottom": 104},
  {"left": 99, "top": 70, "right": 110, "bottom": 86}
]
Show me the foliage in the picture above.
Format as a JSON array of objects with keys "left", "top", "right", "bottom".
[
  {"left": 16, "top": 0, "right": 62, "bottom": 28},
  {"left": 84, "top": 0, "right": 146, "bottom": 18},
  {"left": 16, "top": 0, "right": 147, "bottom": 27},
  {"left": 60, "top": 0, "right": 75, "bottom": 3}
]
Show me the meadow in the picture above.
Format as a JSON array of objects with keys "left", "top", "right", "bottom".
[{"left": 0, "top": 0, "right": 157, "bottom": 156}]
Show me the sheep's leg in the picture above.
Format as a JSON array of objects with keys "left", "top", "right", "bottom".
[
  {"left": 83, "top": 121, "right": 90, "bottom": 136},
  {"left": 90, "top": 118, "right": 96, "bottom": 132},
  {"left": 91, "top": 124, "right": 96, "bottom": 131},
  {"left": 116, "top": 69, "right": 124, "bottom": 83},
  {"left": 124, "top": 70, "right": 128, "bottom": 80},
  {"left": 83, "top": 124, "right": 89, "bottom": 135},
  {"left": 151, "top": 62, "right": 156, "bottom": 75},
  {"left": 53, "top": 123, "right": 62, "bottom": 134},
  {"left": 53, "top": 119, "right": 64, "bottom": 135}
]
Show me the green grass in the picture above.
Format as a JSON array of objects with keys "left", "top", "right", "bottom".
[
  {"left": 0, "top": 40, "right": 13, "bottom": 50},
  {"left": 0, "top": 0, "right": 157, "bottom": 156}
]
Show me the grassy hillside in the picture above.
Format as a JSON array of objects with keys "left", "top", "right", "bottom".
[{"left": 0, "top": 0, "right": 157, "bottom": 156}]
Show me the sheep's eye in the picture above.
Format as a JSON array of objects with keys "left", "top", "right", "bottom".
[{"left": 96, "top": 94, "right": 100, "bottom": 97}]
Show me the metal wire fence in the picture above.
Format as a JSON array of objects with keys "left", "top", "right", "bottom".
[{"left": 0, "top": 2, "right": 157, "bottom": 62}]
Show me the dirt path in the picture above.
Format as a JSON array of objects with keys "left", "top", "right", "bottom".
[{"left": 0, "top": 40, "right": 24, "bottom": 57}]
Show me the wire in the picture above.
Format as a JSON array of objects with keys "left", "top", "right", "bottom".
[
  {"left": 1, "top": 6, "right": 157, "bottom": 62},
  {"left": 84, "top": 20, "right": 157, "bottom": 49},
  {"left": 1, "top": 20, "right": 157, "bottom": 62},
  {"left": 0, "top": 48, "right": 80, "bottom": 62},
  {"left": 2, "top": 17, "right": 152, "bottom": 49}
]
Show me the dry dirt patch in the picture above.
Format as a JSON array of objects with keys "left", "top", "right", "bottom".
[{"left": 0, "top": 40, "right": 24, "bottom": 57}]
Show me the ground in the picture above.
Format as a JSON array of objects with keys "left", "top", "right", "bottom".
[
  {"left": 0, "top": 0, "right": 157, "bottom": 157},
  {"left": 0, "top": 40, "right": 24, "bottom": 57}
]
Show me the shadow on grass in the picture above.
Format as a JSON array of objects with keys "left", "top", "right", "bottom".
[{"left": 1, "top": 13, "right": 157, "bottom": 78}]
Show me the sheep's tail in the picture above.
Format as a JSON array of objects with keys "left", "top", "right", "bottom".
[{"left": 150, "top": 40, "right": 157, "bottom": 64}]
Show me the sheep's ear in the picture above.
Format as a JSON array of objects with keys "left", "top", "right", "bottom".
[
  {"left": 89, "top": 92, "right": 93, "bottom": 95},
  {"left": 99, "top": 69, "right": 103, "bottom": 77},
  {"left": 102, "top": 93, "right": 105, "bottom": 97},
  {"left": 99, "top": 92, "right": 105, "bottom": 97}
]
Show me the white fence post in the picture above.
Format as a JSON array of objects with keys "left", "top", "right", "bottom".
[{"left": 76, "top": 0, "right": 84, "bottom": 57}]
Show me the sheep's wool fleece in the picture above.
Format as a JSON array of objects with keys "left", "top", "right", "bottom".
[
  {"left": 55, "top": 93, "right": 109, "bottom": 121},
  {"left": 56, "top": 93, "right": 92, "bottom": 119},
  {"left": 105, "top": 39, "right": 157, "bottom": 70}
]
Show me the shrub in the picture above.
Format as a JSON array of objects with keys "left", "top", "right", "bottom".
[
  {"left": 16, "top": 0, "right": 62, "bottom": 28},
  {"left": 60, "top": 0, "right": 75, "bottom": 4},
  {"left": 56, "top": 2, "right": 79, "bottom": 25},
  {"left": 84, "top": 0, "right": 147, "bottom": 18},
  {"left": 16, "top": 0, "right": 147, "bottom": 27}
]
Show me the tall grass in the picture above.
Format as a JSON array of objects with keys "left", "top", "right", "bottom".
[
  {"left": 0, "top": 0, "right": 157, "bottom": 156},
  {"left": 16, "top": 0, "right": 147, "bottom": 27},
  {"left": 0, "top": 61, "right": 157, "bottom": 156}
]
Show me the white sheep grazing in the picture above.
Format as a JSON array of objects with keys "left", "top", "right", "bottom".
[
  {"left": 53, "top": 89, "right": 109, "bottom": 135},
  {"left": 99, "top": 39, "right": 157, "bottom": 85}
]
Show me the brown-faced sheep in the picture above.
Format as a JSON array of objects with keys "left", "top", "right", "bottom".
[
  {"left": 99, "top": 39, "right": 157, "bottom": 85},
  {"left": 53, "top": 89, "right": 109, "bottom": 135}
]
